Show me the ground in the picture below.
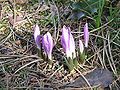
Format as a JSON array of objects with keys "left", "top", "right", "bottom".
[{"left": 0, "top": 0, "right": 120, "bottom": 89}]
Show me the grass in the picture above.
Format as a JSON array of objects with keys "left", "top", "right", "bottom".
[{"left": 0, "top": 0, "right": 120, "bottom": 89}]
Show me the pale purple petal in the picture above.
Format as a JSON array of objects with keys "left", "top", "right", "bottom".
[
  {"left": 69, "top": 31, "right": 76, "bottom": 58},
  {"left": 33, "top": 24, "right": 41, "bottom": 48},
  {"left": 42, "top": 32, "right": 53, "bottom": 60},
  {"left": 61, "top": 25, "right": 76, "bottom": 59},
  {"left": 35, "top": 35, "right": 41, "bottom": 48},
  {"left": 79, "top": 40, "right": 84, "bottom": 53},
  {"left": 61, "top": 25, "right": 69, "bottom": 53},
  {"left": 84, "top": 23, "right": 89, "bottom": 47}
]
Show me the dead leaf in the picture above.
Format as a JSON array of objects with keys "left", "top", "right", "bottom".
[
  {"left": 0, "top": 4, "right": 2, "bottom": 19},
  {"left": 9, "top": 0, "right": 28, "bottom": 4},
  {"left": 117, "top": 1, "right": 120, "bottom": 7},
  {"left": 40, "top": 5, "right": 49, "bottom": 12},
  {"left": 8, "top": 12, "right": 27, "bottom": 28},
  {"left": 0, "top": 0, "right": 7, "bottom": 3}
]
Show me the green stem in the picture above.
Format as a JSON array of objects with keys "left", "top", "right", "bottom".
[
  {"left": 73, "top": 59, "right": 79, "bottom": 68},
  {"left": 68, "top": 58, "right": 74, "bottom": 71}
]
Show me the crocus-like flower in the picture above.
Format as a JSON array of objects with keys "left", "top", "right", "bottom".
[
  {"left": 83, "top": 23, "right": 89, "bottom": 48},
  {"left": 79, "top": 40, "right": 84, "bottom": 54},
  {"left": 61, "top": 25, "right": 76, "bottom": 59},
  {"left": 42, "top": 32, "right": 53, "bottom": 60},
  {"left": 34, "top": 24, "right": 41, "bottom": 49}
]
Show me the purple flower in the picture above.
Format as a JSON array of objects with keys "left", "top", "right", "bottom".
[
  {"left": 42, "top": 32, "right": 53, "bottom": 60},
  {"left": 79, "top": 40, "right": 84, "bottom": 54},
  {"left": 33, "top": 24, "right": 41, "bottom": 49},
  {"left": 84, "top": 23, "right": 89, "bottom": 47},
  {"left": 61, "top": 25, "right": 76, "bottom": 59}
]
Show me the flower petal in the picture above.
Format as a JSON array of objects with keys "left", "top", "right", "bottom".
[
  {"left": 42, "top": 32, "right": 53, "bottom": 60},
  {"left": 84, "top": 23, "right": 89, "bottom": 47},
  {"left": 69, "top": 31, "right": 76, "bottom": 58},
  {"left": 61, "top": 25, "right": 69, "bottom": 53},
  {"left": 79, "top": 40, "right": 84, "bottom": 53},
  {"left": 61, "top": 25, "right": 76, "bottom": 59},
  {"left": 33, "top": 24, "right": 41, "bottom": 48}
]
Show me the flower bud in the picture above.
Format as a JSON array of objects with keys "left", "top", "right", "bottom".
[
  {"left": 84, "top": 23, "right": 89, "bottom": 48},
  {"left": 42, "top": 32, "right": 53, "bottom": 60},
  {"left": 61, "top": 25, "right": 76, "bottom": 59}
]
